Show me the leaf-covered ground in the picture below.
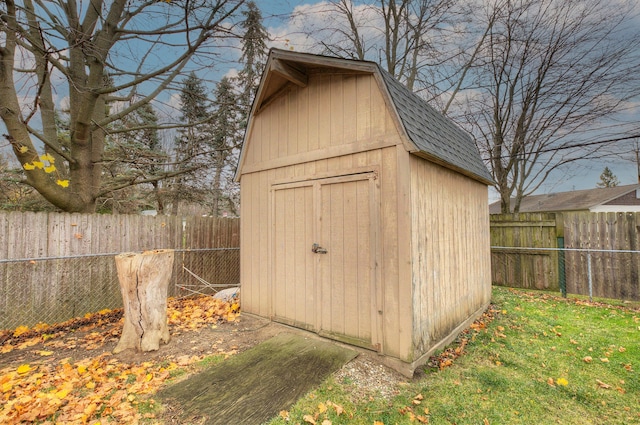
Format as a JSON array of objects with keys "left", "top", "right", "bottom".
[
  {"left": 0, "top": 296, "right": 280, "bottom": 424},
  {"left": 2, "top": 288, "right": 639, "bottom": 424}
]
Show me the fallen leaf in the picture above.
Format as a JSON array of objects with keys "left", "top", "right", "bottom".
[
  {"left": 600, "top": 358, "right": 609, "bottom": 363},
  {"left": 583, "top": 356, "right": 593, "bottom": 363},
  {"left": 321, "top": 420, "right": 332, "bottom": 425},
  {"left": 17, "top": 364, "right": 32, "bottom": 374},
  {"left": 596, "top": 379, "right": 611, "bottom": 389},
  {"left": 547, "top": 377, "right": 555, "bottom": 387},
  {"left": 13, "top": 325, "right": 29, "bottom": 337},
  {"left": 303, "top": 414, "right": 317, "bottom": 424},
  {"left": 279, "top": 410, "right": 289, "bottom": 419},
  {"left": 557, "top": 378, "right": 568, "bottom": 386}
]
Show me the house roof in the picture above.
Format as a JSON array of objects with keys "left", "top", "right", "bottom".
[
  {"left": 378, "top": 70, "right": 493, "bottom": 184},
  {"left": 489, "top": 184, "right": 640, "bottom": 214},
  {"left": 236, "top": 49, "right": 493, "bottom": 185}
]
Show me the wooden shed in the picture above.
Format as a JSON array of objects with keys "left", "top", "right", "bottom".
[{"left": 235, "top": 49, "right": 493, "bottom": 376}]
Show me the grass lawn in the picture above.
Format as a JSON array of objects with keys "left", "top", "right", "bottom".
[{"left": 266, "top": 287, "right": 640, "bottom": 425}]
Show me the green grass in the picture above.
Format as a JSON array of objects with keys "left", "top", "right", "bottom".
[{"left": 266, "top": 287, "right": 640, "bottom": 425}]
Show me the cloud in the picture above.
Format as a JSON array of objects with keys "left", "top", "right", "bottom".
[{"left": 267, "top": 1, "right": 384, "bottom": 56}]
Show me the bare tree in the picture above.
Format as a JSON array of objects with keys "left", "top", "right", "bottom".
[
  {"left": 0, "top": 0, "right": 244, "bottom": 212},
  {"left": 291, "top": 0, "right": 460, "bottom": 96},
  {"left": 461, "top": 0, "right": 640, "bottom": 213}
]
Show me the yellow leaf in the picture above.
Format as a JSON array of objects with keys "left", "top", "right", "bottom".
[
  {"left": 40, "top": 153, "right": 55, "bottom": 163},
  {"left": 78, "top": 365, "right": 88, "bottom": 374},
  {"left": 32, "top": 160, "right": 44, "bottom": 169},
  {"left": 55, "top": 388, "right": 70, "bottom": 399},
  {"left": 23, "top": 162, "right": 36, "bottom": 170},
  {"left": 17, "top": 364, "right": 32, "bottom": 374},
  {"left": 145, "top": 373, "right": 153, "bottom": 381},
  {"left": 318, "top": 402, "right": 327, "bottom": 413},
  {"left": 557, "top": 378, "right": 568, "bottom": 386},
  {"left": 2, "top": 382, "right": 13, "bottom": 393},
  {"left": 38, "top": 350, "right": 54, "bottom": 356},
  {"left": 19, "top": 146, "right": 29, "bottom": 153},
  {"left": 86, "top": 381, "right": 96, "bottom": 389},
  {"left": 44, "top": 164, "right": 56, "bottom": 173},
  {"left": 13, "top": 325, "right": 29, "bottom": 337},
  {"left": 374, "top": 422, "right": 384, "bottom": 425},
  {"left": 56, "top": 179, "right": 69, "bottom": 187}
]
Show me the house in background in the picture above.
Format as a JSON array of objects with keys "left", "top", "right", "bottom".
[
  {"left": 235, "top": 49, "right": 493, "bottom": 376},
  {"left": 489, "top": 184, "right": 640, "bottom": 214}
]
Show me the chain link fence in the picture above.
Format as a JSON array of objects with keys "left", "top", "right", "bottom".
[
  {"left": 491, "top": 246, "right": 640, "bottom": 302},
  {"left": 0, "top": 248, "right": 239, "bottom": 331}
]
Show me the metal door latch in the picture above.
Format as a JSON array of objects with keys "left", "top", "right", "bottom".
[{"left": 312, "top": 243, "right": 328, "bottom": 254}]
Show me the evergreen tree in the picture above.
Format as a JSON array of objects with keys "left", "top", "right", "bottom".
[
  {"left": 596, "top": 167, "right": 620, "bottom": 188},
  {"left": 209, "top": 76, "right": 240, "bottom": 216},
  {"left": 237, "top": 1, "right": 269, "bottom": 127},
  {"left": 104, "top": 102, "right": 168, "bottom": 213},
  {"left": 169, "top": 72, "right": 212, "bottom": 214}
]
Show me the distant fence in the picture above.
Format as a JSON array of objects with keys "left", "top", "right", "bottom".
[
  {"left": 0, "top": 213, "right": 240, "bottom": 330},
  {"left": 491, "top": 212, "right": 640, "bottom": 301}
]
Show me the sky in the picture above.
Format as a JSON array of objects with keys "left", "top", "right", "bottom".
[
  {"left": 259, "top": 0, "right": 640, "bottom": 201},
  {"left": 2, "top": 0, "right": 639, "bottom": 204}
]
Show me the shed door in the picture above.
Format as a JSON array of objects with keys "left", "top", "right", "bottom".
[{"left": 272, "top": 173, "right": 379, "bottom": 350}]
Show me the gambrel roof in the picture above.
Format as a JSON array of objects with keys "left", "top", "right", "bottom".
[{"left": 236, "top": 49, "right": 492, "bottom": 184}]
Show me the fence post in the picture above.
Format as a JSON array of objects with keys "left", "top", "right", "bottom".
[
  {"left": 556, "top": 214, "right": 566, "bottom": 297},
  {"left": 587, "top": 250, "right": 593, "bottom": 302}
]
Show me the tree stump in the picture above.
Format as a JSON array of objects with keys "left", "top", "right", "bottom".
[{"left": 113, "top": 249, "right": 174, "bottom": 354}]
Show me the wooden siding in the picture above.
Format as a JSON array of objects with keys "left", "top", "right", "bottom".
[
  {"left": 241, "top": 73, "right": 398, "bottom": 174},
  {"left": 240, "top": 146, "right": 407, "bottom": 358},
  {"left": 409, "top": 156, "right": 491, "bottom": 360}
]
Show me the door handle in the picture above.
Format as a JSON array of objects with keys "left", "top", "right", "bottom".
[{"left": 312, "top": 243, "right": 328, "bottom": 254}]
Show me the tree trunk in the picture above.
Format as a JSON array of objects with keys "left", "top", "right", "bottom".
[{"left": 113, "top": 249, "right": 174, "bottom": 354}]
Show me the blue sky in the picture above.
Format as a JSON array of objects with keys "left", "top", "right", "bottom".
[{"left": 2, "top": 0, "right": 638, "bottom": 202}]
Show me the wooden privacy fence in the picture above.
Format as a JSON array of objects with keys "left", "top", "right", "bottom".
[
  {"left": 491, "top": 212, "right": 640, "bottom": 301},
  {"left": 0, "top": 212, "right": 240, "bottom": 329}
]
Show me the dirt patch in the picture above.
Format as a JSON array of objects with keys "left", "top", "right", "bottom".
[
  {"left": 158, "top": 333, "right": 358, "bottom": 425},
  {"left": 1, "top": 307, "right": 408, "bottom": 424},
  {"left": 0, "top": 313, "right": 281, "bottom": 371}
]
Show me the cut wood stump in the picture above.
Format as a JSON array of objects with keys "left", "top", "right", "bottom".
[{"left": 113, "top": 249, "right": 174, "bottom": 354}]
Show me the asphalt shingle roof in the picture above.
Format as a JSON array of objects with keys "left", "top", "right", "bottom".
[
  {"left": 488, "top": 184, "right": 640, "bottom": 214},
  {"left": 379, "top": 69, "right": 493, "bottom": 184}
]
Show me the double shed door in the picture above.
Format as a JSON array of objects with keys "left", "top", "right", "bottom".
[{"left": 272, "top": 172, "right": 379, "bottom": 350}]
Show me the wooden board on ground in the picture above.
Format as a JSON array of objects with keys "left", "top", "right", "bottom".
[{"left": 157, "top": 332, "right": 358, "bottom": 425}]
